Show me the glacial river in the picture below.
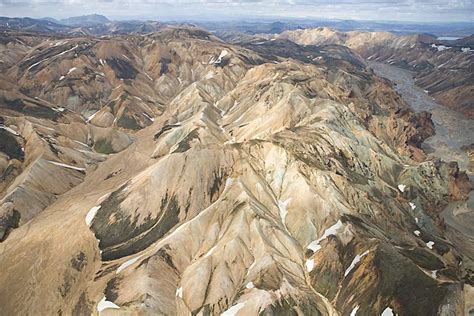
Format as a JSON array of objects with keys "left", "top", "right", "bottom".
[{"left": 369, "top": 61, "right": 474, "bottom": 247}]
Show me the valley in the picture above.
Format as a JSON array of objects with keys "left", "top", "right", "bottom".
[
  {"left": 370, "top": 61, "right": 474, "bottom": 315},
  {"left": 369, "top": 61, "right": 473, "bottom": 175}
]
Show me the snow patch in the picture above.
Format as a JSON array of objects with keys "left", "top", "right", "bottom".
[
  {"left": 117, "top": 255, "right": 142, "bottom": 273},
  {"left": 143, "top": 112, "right": 154, "bottom": 122},
  {"left": 397, "top": 184, "right": 406, "bottom": 192},
  {"left": 27, "top": 60, "right": 44, "bottom": 71},
  {"left": 87, "top": 111, "right": 99, "bottom": 122},
  {"left": 426, "top": 241, "right": 435, "bottom": 249},
  {"left": 221, "top": 302, "right": 245, "bottom": 316},
  {"left": 59, "top": 75, "right": 65, "bottom": 81},
  {"left": 56, "top": 44, "right": 79, "bottom": 57},
  {"left": 414, "top": 230, "right": 421, "bottom": 236},
  {"left": 437, "top": 61, "right": 449, "bottom": 68},
  {"left": 210, "top": 50, "right": 229, "bottom": 65},
  {"left": 216, "top": 49, "right": 229, "bottom": 63},
  {"left": 415, "top": 217, "right": 419, "bottom": 224},
  {"left": 86, "top": 206, "right": 100, "bottom": 227},
  {"left": 307, "top": 220, "right": 343, "bottom": 252},
  {"left": 409, "top": 202, "right": 416, "bottom": 210},
  {"left": 305, "top": 259, "right": 314, "bottom": 272},
  {"left": 53, "top": 40, "right": 68, "bottom": 47},
  {"left": 224, "top": 178, "right": 234, "bottom": 191},
  {"left": 74, "top": 140, "right": 89, "bottom": 148},
  {"left": 431, "top": 43, "right": 451, "bottom": 51},
  {"left": 344, "top": 250, "right": 370, "bottom": 277},
  {"left": 67, "top": 67, "right": 77, "bottom": 75},
  {"left": 203, "top": 245, "right": 218, "bottom": 258},
  {"left": 224, "top": 137, "right": 237, "bottom": 145},
  {"left": 381, "top": 307, "right": 395, "bottom": 316},
  {"left": 0, "top": 125, "right": 20, "bottom": 136},
  {"left": 246, "top": 260, "right": 256, "bottom": 277},
  {"left": 278, "top": 198, "right": 291, "bottom": 225},
  {"left": 350, "top": 305, "right": 360, "bottom": 316},
  {"left": 245, "top": 282, "right": 254, "bottom": 289},
  {"left": 204, "top": 71, "right": 215, "bottom": 79},
  {"left": 176, "top": 287, "right": 183, "bottom": 298},
  {"left": 98, "top": 193, "right": 110, "bottom": 203},
  {"left": 97, "top": 296, "right": 120, "bottom": 313},
  {"left": 48, "top": 160, "right": 85, "bottom": 171},
  {"left": 462, "top": 47, "right": 473, "bottom": 53}
]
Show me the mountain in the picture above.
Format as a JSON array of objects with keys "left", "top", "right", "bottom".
[
  {"left": 453, "top": 34, "right": 474, "bottom": 47},
  {"left": 0, "top": 26, "right": 472, "bottom": 315},
  {"left": 71, "top": 20, "right": 165, "bottom": 36},
  {"left": 271, "top": 27, "right": 474, "bottom": 119},
  {"left": 0, "top": 17, "right": 70, "bottom": 33},
  {"left": 59, "top": 14, "right": 111, "bottom": 26},
  {"left": 41, "top": 17, "right": 60, "bottom": 23},
  {"left": 0, "top": 16, "right": 164, "bottom": 36},
  {"left": 199, "top": 19, "right": 474, "bottom": 38}
]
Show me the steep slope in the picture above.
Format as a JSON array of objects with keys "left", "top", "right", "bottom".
[
  {"left": 0, "top": 26, "right": 266, "bottom": 237},
  {"left": 0, "top": 27, "right": 472, "bottom": 316}
]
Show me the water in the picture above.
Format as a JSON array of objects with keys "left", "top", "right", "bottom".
[{"left": 437, "top": 36, "right": 461, "bottom": 41}]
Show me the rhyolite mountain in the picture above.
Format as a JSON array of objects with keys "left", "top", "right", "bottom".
[{"left": 0, "top": 25, "right": 472, "bottom": 316}]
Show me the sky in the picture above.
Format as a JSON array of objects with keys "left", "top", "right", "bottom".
[{"left": 0, "top": 0, "right": 473, "bottom": 22}]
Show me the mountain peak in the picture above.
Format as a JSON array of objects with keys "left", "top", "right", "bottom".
[{"left": 59, "top": 14, "right": 110, "bottom": 26}]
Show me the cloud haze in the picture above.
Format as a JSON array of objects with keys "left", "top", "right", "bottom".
[{"left": 0, "top": 0, "right": 473, "bottom": 22}]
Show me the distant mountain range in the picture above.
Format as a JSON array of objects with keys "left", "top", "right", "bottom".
[
  {"left": 42, "top": 14, "right": 111, "bottom": 26},
  {"left": 1, "top": 14, "right": 473, "bottom": 37},
  {"left": 197, "top": 19, "right": 474, "bottom": 37},
  {"left": 0, "top": 15, "right": 164, "bottom": 35},
  {"left": 0, "top": 16, "right": 68, "bottom": 33}
]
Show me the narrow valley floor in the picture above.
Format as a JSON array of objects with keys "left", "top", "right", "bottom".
[
  {"left": 369, "top": 61, "right": 473, "bottom": 175},
  {"left": 370, "top": 61, "right": 474, "bottom": 314}
]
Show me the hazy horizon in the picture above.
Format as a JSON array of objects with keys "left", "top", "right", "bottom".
[{"left": 1, "top": 0, "right": 473, "bottom": 23}]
